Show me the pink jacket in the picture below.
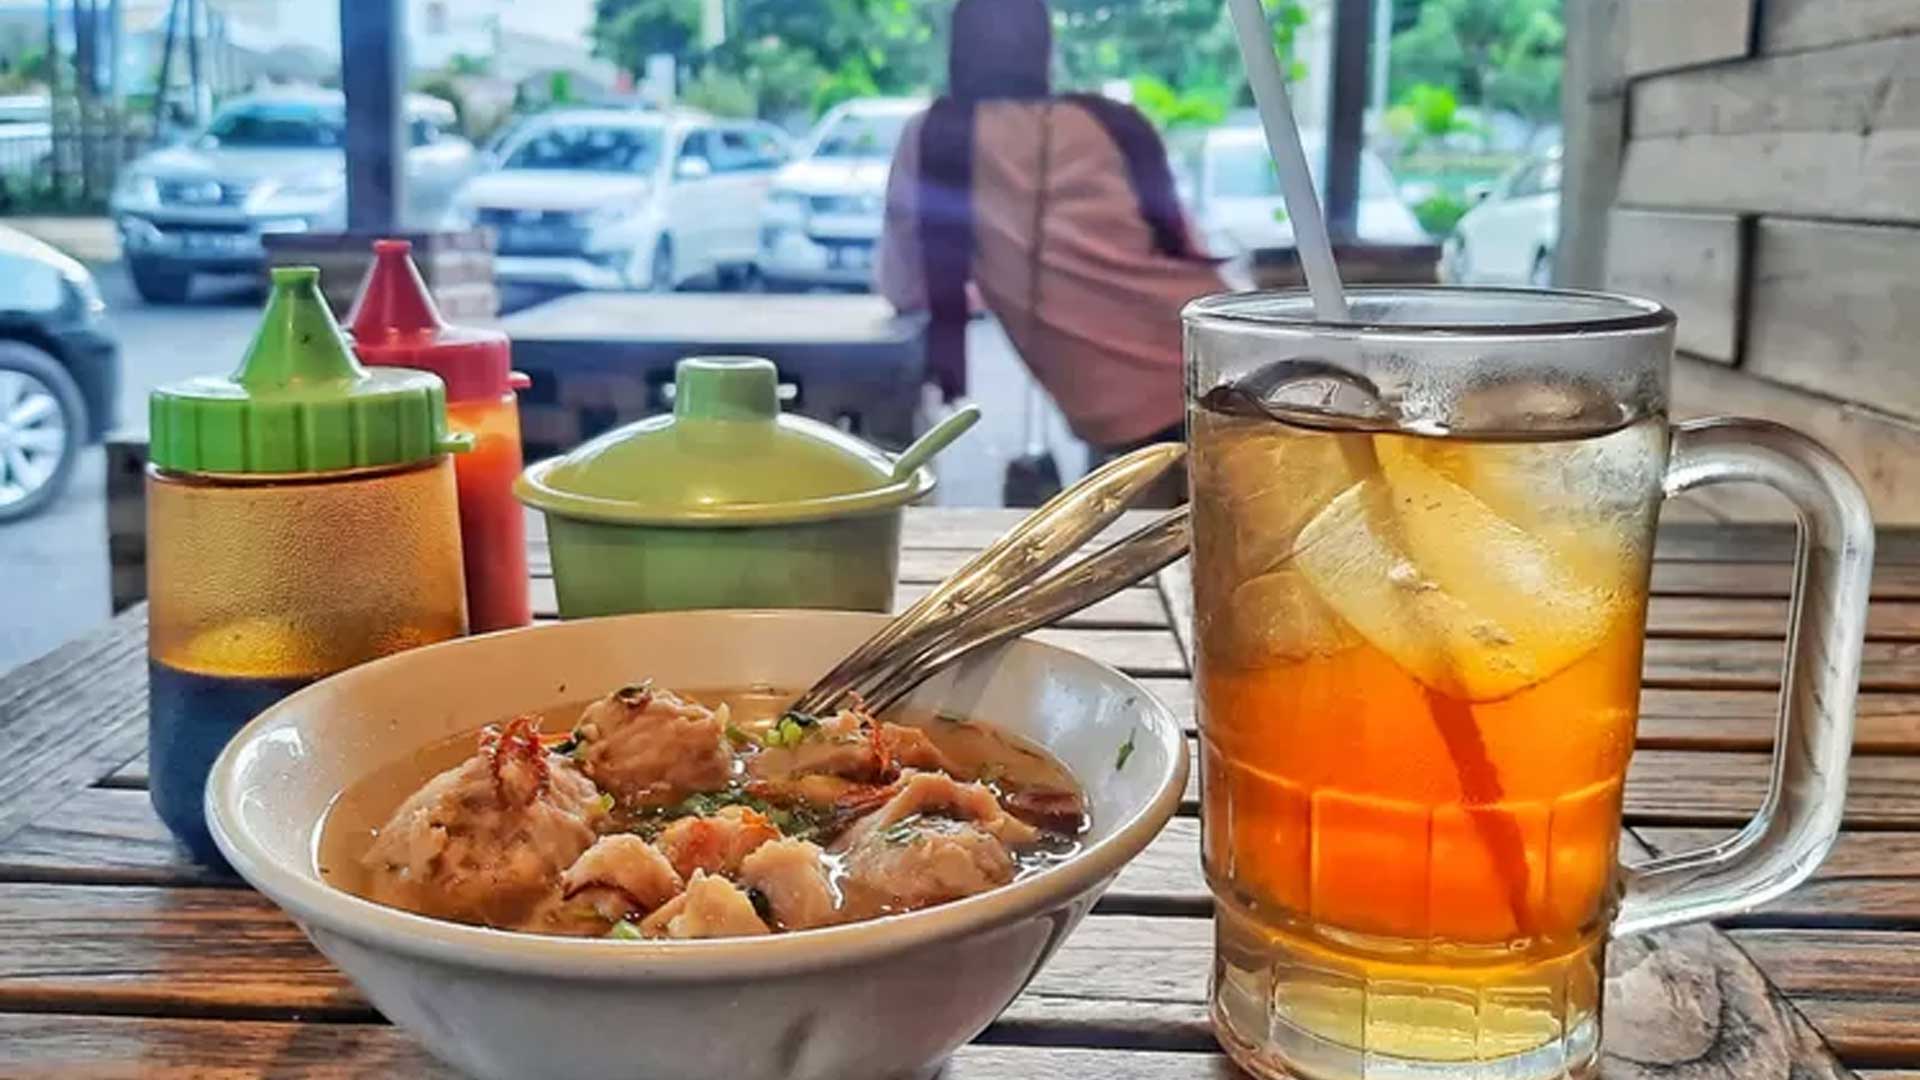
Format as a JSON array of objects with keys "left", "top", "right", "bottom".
[{"left": 876, "top": 101, "right": 1233, "bottom": 448}]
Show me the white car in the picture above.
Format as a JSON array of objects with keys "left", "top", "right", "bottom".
[
  {"left": 1177, "top": 125, "right": 1429, "bottom": 256},
  {"left": 758, "top": 98, "right": 924, "bottom": 290},
  {"left": 110, "top": 90, "right": 475, "bottom": 303},
  {"left": 450, "top": 109, "right": 792, "bottom": 292},
  {"left": 1444, "top": 149, "right": 1561, "bottom": 286}
]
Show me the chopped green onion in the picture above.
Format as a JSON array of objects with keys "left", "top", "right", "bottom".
[
  {"left": 596, "top": 792, "right": 616, "bottom": 815},
  {"left": 1115, "top": 731, "right": 1137, "bottom": 771},
  {"left": 725, "top": 722, "right": 760, "bottom": 749},
  {"left": 880, "top": 814, "right": 923, "bottom": 845},
  {"left": 607, "top": 920, "right": 644, "bottom": 941}
]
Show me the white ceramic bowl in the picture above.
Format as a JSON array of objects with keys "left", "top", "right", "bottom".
[{"left": 207, "top": 610, "right": 1188, "bottom": 1080}]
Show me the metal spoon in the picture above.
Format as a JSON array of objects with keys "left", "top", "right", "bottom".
[{"left": 790, "top": 443, "right": 1190, "bottom": 718}]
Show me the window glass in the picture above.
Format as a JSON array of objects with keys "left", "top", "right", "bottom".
[
  {"left": 746, "top": 127, "right": 788, "bottom": 167},
  {"left": 677, "top": 130, "right": 711, "bottom": 166},
  {"left": 501, "top": 124, "right": 663, "bottom": 173},
  {"left": 203, "top": 103, "right": 343, "bottom": 149},
  {"left": 813, "top": 112, "right": 909, "bottom": 160},
  {"left": 709, "top": 129, "right": 757, "bottom": 172}
]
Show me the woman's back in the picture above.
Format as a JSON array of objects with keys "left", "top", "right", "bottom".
[{"left": 877, "top": 99, "right": 1232, "bottom": 448}]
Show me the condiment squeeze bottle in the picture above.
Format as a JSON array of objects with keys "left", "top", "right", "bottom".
[
  {"left": 147, "top": 266, "right": 470, "bottom": 864},
  {"left": 349, "top": 239, "right": 533, "bottom": 632}
]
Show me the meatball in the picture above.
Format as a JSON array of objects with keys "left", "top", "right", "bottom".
[
  {"left": 748, "top": 711, "right": 956, "bottom": 787},
  {"left": 835, "top": 770, "right": 1039, "bottom": 852},
  {"left": 656, "top": 806, "right": 781, "bottom": 881},
  {"left": 639, "top": 870, "right": 771, "bottom": 939},
  {"left": 748, "top": 709, "right": 884, "bottom": 783},
  {"left": 738, "top": 838, "right": 841, "bottom": 931},
  {"left": 843, "top": 816, "right": 1016, "bottom": 912},
  {"left": 572, "top": 683, "right": 732, "bottom": 805},
  {"left": 362, "top": 715, "right": 605, "bottom": 929},
  {"left": 876, "top": 723, "right": 956, "bottom": 774},
  {"left": 561, "top": 834, "right": 685, "bottom": 923}
]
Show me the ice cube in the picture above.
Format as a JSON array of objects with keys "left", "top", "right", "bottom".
[
  {"left": 1191, "top": 417, "right": 1362, "bottom": 582},
  {"left": 1201, "top": 565, "right": 1360, "bottom": 668},
  {"left": 1293, "top": 444, "right": 1623, "bottom": 702},
  {"left": 1381, "top": 424, "right": 1665, "bottom": 596}
]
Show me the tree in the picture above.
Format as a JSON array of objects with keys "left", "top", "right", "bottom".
[
  {"left": 1051, "top": 0, "right": 1306, "bottom": 100},
  {"left": 1388, "top": 0, "right": 1562, "bottom": 124},
  {"left": 592, "top": 0, "right": 702, "bottom": 72}
]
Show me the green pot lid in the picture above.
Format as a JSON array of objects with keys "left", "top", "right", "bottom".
[
  {"left": 149, "top": 266, "right": 468, "bottom": 474},
  {"left": 516, "top": 356, "right": 935, "bottom": 526}
]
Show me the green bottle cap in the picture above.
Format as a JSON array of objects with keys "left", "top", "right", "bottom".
[{"left": 149, "top": 266, "right": 470, "bottom": 474}]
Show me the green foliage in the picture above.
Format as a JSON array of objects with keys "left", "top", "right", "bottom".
[
  {"left": 0, "top": 46, "right": 49, "bottom": 93},
  {"left": 1389, "top": 0, "right": 1563, "bottom": 124},
  {"left": 681, "top": 68, "right": 757, "bottom": 118},
  {"left": 593, "top": 0, "right": 703, "bottom": 68},
  {"left": 593, "top": 0, "right": 943, "bottom": 119},
  {"left": 1383, "top": 83, "right": 1481, "bottom": 147},
  {"left": 1052, "top": 0, "right": 1307, "bottom": 105},
  {"left": 591, "top": 0, "right": 1308, "bottom": 125},
  {"left": 1412, "top": 192, "right": 1471, "bottom": 238},
  {"left": 813, "top": 61, "right": 883, "bottom": 118},
  {"left": 446, "top": 52, "right": 491, "bottom": 77},
  {"left": 1130, "top": 76, "right": 1227, "bottom": 131}
]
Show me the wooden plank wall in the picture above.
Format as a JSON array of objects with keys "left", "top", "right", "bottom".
[{"left": 1565, "top": 0, "right": 1920, "bottom": 523}]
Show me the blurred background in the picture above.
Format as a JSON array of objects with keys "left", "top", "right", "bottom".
[{"left": 3, "top": 0, "right": 1914, "bottom": 674}]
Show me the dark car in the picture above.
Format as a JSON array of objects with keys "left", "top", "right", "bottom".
[{"left": 0, "top": 224, "right": 119, "bottom": 521}]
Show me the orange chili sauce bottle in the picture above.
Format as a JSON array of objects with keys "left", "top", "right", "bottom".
[{"left": 349, "top": 239, "right": 533, "bottom": 632}]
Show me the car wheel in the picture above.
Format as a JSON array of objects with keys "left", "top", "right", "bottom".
[
  {"left": 0, "top": 341, "right": 87, "bottom": 523},
  {"left": 128, "top": 257, "right": 194, "bottom": 304}
]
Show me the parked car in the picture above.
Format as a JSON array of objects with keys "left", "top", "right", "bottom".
[
  {"left": 1444, "top": 148, "right": 1561, "bottom": 286},
  {"left": 0, "top": 94, "right": 52, "bottom": 187},
  {"left": 0, "top": 224, "right": 118, "bottom": 522},
  {"left": 1175, "top": 125, "right": 1429, "bottom": 256},
  {"left": 110, "top": 89, "right": 476, "bottom": 303},
  {"left": 758, "top": 97, "right": 923, "bottom": 290},
  {"left": 448, "top": 109, "right": 792, "bottom": 292}
]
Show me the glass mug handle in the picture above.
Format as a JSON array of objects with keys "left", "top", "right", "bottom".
[{"left": 1613, "top": 418, "right": 1876, "bottom": 937}]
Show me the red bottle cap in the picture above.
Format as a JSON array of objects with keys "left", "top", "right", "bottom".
[{"left": 347, "top": 239, "right": 528, "bottom": 403}]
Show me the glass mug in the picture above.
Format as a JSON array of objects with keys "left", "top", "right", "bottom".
[{"left": 1183, "top": 288, "right": 1874, "bottom": 1080}]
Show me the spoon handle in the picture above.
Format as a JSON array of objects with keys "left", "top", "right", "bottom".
[
  {"left": 863, "top": 508, "right": 1192, "bottom": 715},
  {"left": 792, "top": 442, "right": 1186, "bottom": 717},
  {"left": 890, "top": 404, "right": 981, "bottom": 481}
]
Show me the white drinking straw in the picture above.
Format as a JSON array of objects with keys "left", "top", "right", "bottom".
[{"left": 1224, "top": 0, "right": 1351, "bottom": 322}]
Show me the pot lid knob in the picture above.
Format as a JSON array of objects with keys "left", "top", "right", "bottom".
[{"left": 676, "top": 356, "right": 778, "bottom": 423}]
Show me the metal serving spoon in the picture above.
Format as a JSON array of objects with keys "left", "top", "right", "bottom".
[{"left": 789, "top": 443, "right": 1193, "bottom": 718}]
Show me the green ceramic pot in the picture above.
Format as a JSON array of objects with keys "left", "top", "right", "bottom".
[{"left": 515, "top": 356, "right": 975, "bottom": 618}]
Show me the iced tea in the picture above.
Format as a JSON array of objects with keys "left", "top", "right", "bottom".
[{"left": 1190, "top": 401, "right": 1667, "bottom": 1078}]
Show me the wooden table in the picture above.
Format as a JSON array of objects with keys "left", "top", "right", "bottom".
[{"left": 3, "top": 508, "right": 1919, "bottom": 1078}]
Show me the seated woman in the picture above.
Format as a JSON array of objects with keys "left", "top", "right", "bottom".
[{"left": 875, "top": 0, "right": 1238, "bottom": 501}]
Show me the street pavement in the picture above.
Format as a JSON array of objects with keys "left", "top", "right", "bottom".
[{"left": 0, "top": 259, "right": 1089, "bottom": 674}]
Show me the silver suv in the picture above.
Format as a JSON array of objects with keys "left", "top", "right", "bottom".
[
  {"left": 110, "top": 89, "right": 476, "bottom": 303},
  {"left": 448, "top": 108, "right": 790, "bottom": 292},
  {"left": 758, "top": 97, "right": 922, "bottom": 290}
]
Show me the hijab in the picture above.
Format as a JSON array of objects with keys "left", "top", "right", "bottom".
[{"left": 915, "top": 0, "right": 1202, "bottom": 400}]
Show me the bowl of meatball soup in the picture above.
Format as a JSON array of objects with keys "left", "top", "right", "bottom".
[{"left": 207, "top": 609, "right": 1186, "bottom": 1080}]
